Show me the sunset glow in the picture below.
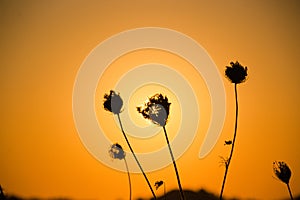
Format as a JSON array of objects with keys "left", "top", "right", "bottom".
[{"left": 1, "top": 1, "right": 299, "bottom": 200}]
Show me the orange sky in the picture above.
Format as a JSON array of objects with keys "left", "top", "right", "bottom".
[{"left": 1, "top": 1, "right": 300, "bottom": 199}]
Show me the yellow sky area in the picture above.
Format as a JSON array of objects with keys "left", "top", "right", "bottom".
[
  {"left": 0, "top": 1, "right": 300, "bottom": 200},
  {"left": 96, "top": 49, "right": 211, "bottom": 154}
]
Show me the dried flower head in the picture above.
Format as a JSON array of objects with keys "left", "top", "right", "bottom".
[
  {"left": 137, "top": 94, "right": 171, "bottom": 126},
  {"left": 109, "top": 143, "right": 126, "bottom": 160},
  {"left": 103, "top": 90, "right": 123, "bottom": 114},
  {"left": 273, "top": 161, "right": 291, "bottom": 184},
  {"left": 225, "top": 61, "right": 248, "bottom": 84},
  {"left": 154, "top": 180, "right": 164, "bottom": 190}
]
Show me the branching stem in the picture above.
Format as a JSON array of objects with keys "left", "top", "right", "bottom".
[{"left": 220, "top": 83, "right": 239, "bottom": 199}]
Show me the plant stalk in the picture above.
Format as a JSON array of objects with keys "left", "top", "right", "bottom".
[
  {"left": 164, "top": 182, "right": 166, "bottom": 200},
  {"left": 163, "top": 126, "right": 185, "bottom": 200},
  {"left": 117, "top": 114, "right": 157, "bottom": 199},
  {"left": 287, "top": 183, "right": 294, "bottom": 200},
  {"left": 220, "top": 83, "right": 239, "bottom": 200},
  {"left": 124, "top": 158, "right": 132, "bottom": 200}
]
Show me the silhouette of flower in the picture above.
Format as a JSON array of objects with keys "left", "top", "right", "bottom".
[
  {"left": 137, "top": 93, "right": 171, "bottom": 126},
  {"left": 220, "top": 61, "right": 249, "bottom": 200},
  {"left": 154, "top": 181, "right": 164, "bottom": 190},
  {"left": 109, "top": 143, "right": 132, "bottom": 200},
  {"left": 103, "top": 90, "right": 123, "bottom": 114},
  {"left": 273, "top": 161, "right": 291, "bottom": 184},
  {"left": 137, "top": 94, "right": 184, "bottom": 200},
  {"left": 103, "top": 90, "right": 156, "bottom": 199},
  {"left": 273, "top": 161, "right": 294, "bottom": 200},
  {"left": 225, "top": 61, "right": 248, "bottom": 84},
  {"left": 109, "top": 143, "right": 126, "bottom": 160}
]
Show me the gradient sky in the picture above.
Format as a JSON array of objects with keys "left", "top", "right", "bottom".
[{"left": 1, "top": 1, "right": 300, "bottom": 199}]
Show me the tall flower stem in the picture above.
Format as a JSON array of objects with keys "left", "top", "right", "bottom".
[
  {"left": 287, "top": 184, "right": 294, "bottom": 200},
  {"left": 163, "top": 126, "right": 185, "bottom": 200},
  {"left": 164, "top": 182, "right": 166, "bottom": 200},
  {"left": 124, "top": 158, "right": 132, "bottom": 200},
  {"left": 220, "top": 83, "right": 239, "bottom": 200},
  {"left": 117, "top": 114, "right": 156, "bottom": 199}
]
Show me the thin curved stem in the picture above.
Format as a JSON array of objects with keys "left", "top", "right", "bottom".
[
  {"left": 163, "top": 126, "right": 185, "bottom": 200},
  {"left": 117, "top": 114, "right": 156, "bottom": 199},
  {"left": 220, "top": 165, "right": 229, "bottom": 200},
  {"left": 164, "top": 182, "right": 166, "bottom": 200},
  {"left": 220, "top": 83, "right": 239, "bottom": 200},
  {"left": 124, "top": 158, "right": 132, "bottom": 200},
  {"left": 287, "top": 183, "right": 294, "bottom": 200}
]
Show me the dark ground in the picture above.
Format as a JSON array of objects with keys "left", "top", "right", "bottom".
[
  {"left": 2, "top": 189, "right": 300, "bottom": 200},
  {"left": 137, "top": 188, "right": 300, "bottom": 200}
]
